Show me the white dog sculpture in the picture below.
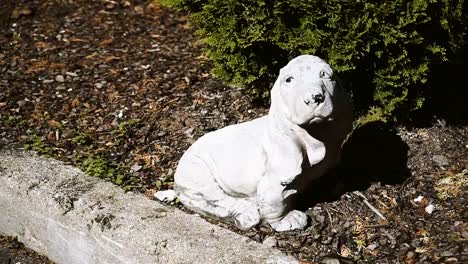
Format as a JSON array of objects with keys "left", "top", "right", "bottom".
[{"left": 174, "top": 55, "right": 353, "bottom": 231}]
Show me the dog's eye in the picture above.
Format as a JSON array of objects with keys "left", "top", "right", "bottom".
[
  {"left": 285, "top": 76, "right": 294, "bottom": 83},
  {"left": 320, "top": 70, "right": 330, "bottom": 78}
]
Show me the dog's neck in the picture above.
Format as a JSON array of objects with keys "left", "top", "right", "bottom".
[{"left": 267, "top": 100, "right": 326, "bottom": 167}]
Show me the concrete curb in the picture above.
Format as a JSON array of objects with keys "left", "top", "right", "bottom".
[{"left": 0, "top": 149, "right": 298, "bottom": 264}]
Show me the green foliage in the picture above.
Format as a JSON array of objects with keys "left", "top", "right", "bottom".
[
  {"left": 112, "top": 119, "right": 140, "bottom": 140},
  {"left": 76, "top": 153, "right": 142, "bottom": 191},
  {"left": 435, "top": 169, "right": 467, "bottom": 201},
  {"left": 23, "top": 135, "right": 53, "bottom": 156},
  {"left": 160, "top": 0, "right": 466, "bottom": 120},
  {"left": 0, "top": 115, "right": 28, "bottom": 129},
  {"left": 82, "top": 155, "right": 117, "bottom": 178},
  {"left": 71, "top": 131, "right": 90, "bottom": 145}
]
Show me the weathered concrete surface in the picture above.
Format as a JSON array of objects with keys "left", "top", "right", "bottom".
[{"left": 0, "top": 149, "right": 298, "bottom": 264}]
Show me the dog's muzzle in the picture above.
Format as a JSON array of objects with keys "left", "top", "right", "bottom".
[{"left": 304, "top": 92, "right": 325, "bottom": 106}]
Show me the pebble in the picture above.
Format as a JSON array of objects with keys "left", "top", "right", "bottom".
[
  {"left": 65, "top": 71, "right": 78, "bottom": 77},
  {"left": 462, "top": 231, "right": 468, "bottom": 238},
  {"left": 43, "top": 79, "right": 54, "bottom": 84},
  {"left": 130, "top": 164, "right": 142, "bottom": 172},
  {"left": 366, "top": 243, "right": 379, "bottom": 250},
  {"left": 262, "top": 236, "right": 277, "bottom": 247},
  {"left": 433, "top": 155, "right": 449, "bottom": 166},
  {"left": 55, "top": 75, "right": 65, "bottom": 82},
  {"left": 184, "top": 128, "right": 195, "bottom": 138},
  {"left": 425, "top": 204, "right": 435, "bottom": 214},
  {"left": 154, "top": 190, "right": 177, "bottom": 202},
  {"left": 320, "top": 258, "right": 340, "bottom": 264},
  {"left": 413, "top": 195, "right": 424, "bottom": 202},
  {"left": 315, "top": 215, "right": 325, "bottom": 224}
]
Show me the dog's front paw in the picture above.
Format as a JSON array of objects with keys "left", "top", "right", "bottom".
[
  {"left": 268, "top": 210, "right": 307, "bottom": 232},
  {"left": 233, "top": 208, "right": 261, "bottom": 230}
]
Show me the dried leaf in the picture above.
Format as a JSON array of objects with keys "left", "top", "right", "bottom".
[
  {"left": 192, "top": 96, "right": 205, "bottom": 106},
  {"left": 340, "top": 244, "right": 351, "bottom": 257},
  {"left": 47, "top": 131, "right": 56, "bottom": 143},
  {"left": 47, "top": 119, "right": 61, "bottom": 129},
  {"left": 11, "top": 7, "right": 32, "bottom": 19},
  {"left": 104, "top": 56, "right": 120, "bottom": 62},
  {"left": 71, "top": 97, "right": 80, "bottom": 108},
  {"left": 34, "top": 41, "right": 52, "bottom": 50},
  {"left": 99, "top": 38, "right": 113, "bottom": 47}
]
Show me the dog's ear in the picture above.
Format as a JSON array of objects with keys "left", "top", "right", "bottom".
[{"left": 269, "top": 66, "right": 288, "bottom": 118}]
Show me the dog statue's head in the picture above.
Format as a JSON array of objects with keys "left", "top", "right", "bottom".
[{"left": 271, "top": 55, "right": 340, "bottom": 126}]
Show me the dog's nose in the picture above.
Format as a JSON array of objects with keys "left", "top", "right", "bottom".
[
  {"left": 313, "top": 93, "right": 325, "bottom": 104},
  {"left": 304, "top": 93, "right": 325, "bottom": 106}
]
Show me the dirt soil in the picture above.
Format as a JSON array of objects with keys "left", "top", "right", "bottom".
[
  {"left": 0, "top": 1, "right": 467, "bottom": 263},
  {"left": 0, "top": 236, "right": 54, "bottom": 264}
]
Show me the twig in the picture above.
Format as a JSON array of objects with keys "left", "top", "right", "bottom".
[
  {"left": 327, "top": 206, "right": 342, "bottom": 215},
  {"left": 364, "top": 223, "right": 390, "bottom": 229},
  {"left": 324, "top": 205, "right": 334, "bottom": 229},
  {"left": 353, "top": 191, "right": 388, "bottom": 221},
  {"left": 382, "top": 229, "right": 395, "bottom": 241}
]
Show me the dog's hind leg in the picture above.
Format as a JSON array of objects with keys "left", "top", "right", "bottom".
[{"left": 175, "top": 155, "right": 260, "bottom": 230}]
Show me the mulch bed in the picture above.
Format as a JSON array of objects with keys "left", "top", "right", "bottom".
[
  {"left": 1, "top": 1, "right": 467, "bottom": 263},
  {"left": 0, "top": 236, "right": 54, "bottom": 264}
]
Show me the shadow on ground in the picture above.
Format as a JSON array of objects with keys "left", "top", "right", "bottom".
[
  {"left": 294, "top": 121, "right": 411, "bottom": 210},
  {"left": 409, "top": 48, "right": 468, "bottom": 126}
]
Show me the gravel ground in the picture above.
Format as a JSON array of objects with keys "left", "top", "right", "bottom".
[{"left": 1, "top": 0, "right": 467, "bottom": 263}]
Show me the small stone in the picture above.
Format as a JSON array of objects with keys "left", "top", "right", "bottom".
[
  {"left": 315, "top": 215, "right": 325, "bottom": 224},
  {"left": 130, "top": 164, "right": 142, "bottom": 172},
  {"left": 320, "top": 258, "right": 340, "bottom": 264},
  {"left": 440, "top": 250, "right": 454, "bottom": 257},
  {"left": 43, "top": 79, "right": 54, "bottom": 84},
  {"left": 95, "top": 83, "right": 103, "bottom": 89},
  {"left": 407, "top": 251, "right": 415, "bottom": 259},
  {"left": 262, "top": 236, "right": 277, "bottom": 247},
  {"left": 425, "top": 204, "right": 435, "bottom": 214},
  {"left": 55, "top": 75, "right": 65, "bottom": 82},
  {"left": 65, "top": 71, "right": 78, "bottom": 77},
  {"left": 432, "top": 155, "right": 449, "bottom": 166},
  {"left": 413, "top": 195, "right": 424, "bottom": 202},
  {"left": 410, "top": 239, "right": 420, "bottom": 248},
  {"left": 17, "top": 100, "right": 26, "bottom": 107},
  {"left": 184, "top": 128, "right": 195, "bottom": 138},
  {"left": 367, "top": 243, "right": 379, "bottom": 250},
  {"left": 154, "top": 190, "right": 177, "bottom": 202},
  {"left": 462, "top": 231, "right": 468, "bottom": 238},
  {"left": 105, "top": 3, "right": 116, "bottom": 9}
]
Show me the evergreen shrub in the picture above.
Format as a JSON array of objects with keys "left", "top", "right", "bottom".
[{"left": 161, "top": 0, "right": 466, "bottom": 120}]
